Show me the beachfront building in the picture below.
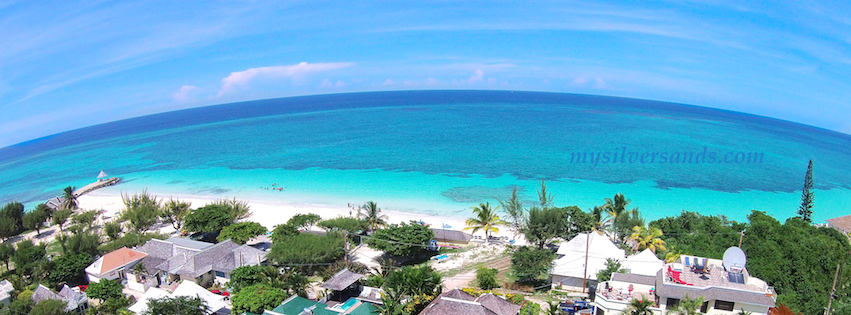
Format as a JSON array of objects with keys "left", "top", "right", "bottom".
[
  {"left": 321, "top": 268, "right": 366, "bottom": 303},
  {"left": 31, "top": 284, "right": 89, "bottom": 313},
  {"left": 622, "top": 248, "right": 664, "bottom": 277},
  {"left": 246, "top": 294, "right": 380, "bottom": 315},
  {"left": 825, "top": 214, "right": 851, "bottom": 236},
  {"left": 85, "top": 247, "right": 148, "bottom": 286},
  {"left": 419, "top": 288, "right": 522, "bottom": 315},
  {"left": 131, "top": 237, "right": 267, "bottom": 290},
  {"left": 128, "top": 281, "right": 229, "bottom": 314},
  {"left": 594, "top": 253, "right": 776, "bottom": 315},
  {"left": 430, "top": 228, "right": 472, "bottom": 245},
  {"left": 551, "top": 232, "right": 625, "bottom": 291}
]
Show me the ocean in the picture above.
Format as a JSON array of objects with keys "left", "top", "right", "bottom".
[{"left": 1, "top": 90, "right": 849, "bottom": 223}]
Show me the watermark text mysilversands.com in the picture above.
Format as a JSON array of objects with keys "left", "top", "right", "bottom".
[{"left": 570, "top": 147, "right": 764, "bottom": 168}]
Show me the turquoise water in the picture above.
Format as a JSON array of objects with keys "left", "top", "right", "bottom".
[
  {"left": 1, "top": 91, "right": 849, "bottom": 223},
  {"left": 340, "top": 298, "right": 358, "bottom": 310}
]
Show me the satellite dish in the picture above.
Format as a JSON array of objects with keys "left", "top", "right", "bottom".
[{"left": 723, "top": 247, "right": 747, "bottom": 272}]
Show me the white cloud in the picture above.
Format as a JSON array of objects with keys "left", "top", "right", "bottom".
[
  {"left": 487, "top": 77, "right": 498, "bottom": 84},
  {"left": 467, "top": 69, "right": 484, "bottom": 84},
  {"left": 425, "top": 78, "right": 439, "bottom": 85},
  {"left": 382, "top": 79, "right": 395, "bottom": 86},
  {"left": 320, "top": 79, "right": 347, "bottom": 88},
  {"left": 218, "top": 62, "right": 354, "bottom": 95},
  {"left": 172, "top": 85, "right": 199, "bottom": 101},
  {"left": 593, "top": 78, "right": 609, "bottom": 89},
  {"left": 572, "top": 77, "right": 589, "bottom": 85}
]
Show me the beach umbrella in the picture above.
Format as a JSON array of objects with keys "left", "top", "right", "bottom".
[
  {"left": 442, "top": 224, "right": 452, "bottom": 229},
  {"left": 97, "top": 170, "right": 108, "bottom": 179},
  {"left": 418, "top": 220, "right": 426, "bottom": 225}
]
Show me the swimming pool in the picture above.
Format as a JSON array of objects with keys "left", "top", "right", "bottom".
[{"left": 340, "top": 298, "right": 359, "bottom": 311}]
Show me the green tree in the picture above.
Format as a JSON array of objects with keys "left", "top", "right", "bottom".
[
  {"left": 231, "top": 283, "right": 288, "bottom": 314},
  {"left": 214, "top": 198, "right": 252, "bottom": 221},
  {"left": 359, "top": 201, "right": 388, "bottom": 232},
  {"left": 537, "top": 178, "right": 554, "bottom": 209},
  {"left": 365, "top": 221, "right": 434, "bottom": 257},
  {"left": 596, "top": 258, "right": 624, "bottom": 282},
  {"left": 52, "top": 209, "right": 72, "bottom": 232},
  {"left": 142, "top": 296, "right": 207, "bottom": 315},
  {"left": 603, "top": 193, "right": 637, "bottom": 242},
  {"left": 227, "top": 265, "right": 267, "bottom": 292},
  {"left": 0, "top": 243, "right": 14, "bottom": 270},
  {"left": 121, "top": 191, "right": 162, "bottom": 232},
  {"left": 29, "top": 299, "right": 71, "bottom": 315},
  {"left": 520, "top": 302, "right": 542, "bottom": 315},
  {"left": 384, "top": 265, "right": 442, "bottom": 297},
  {"left": 12, "top": 240, "right": 46, "bottom": 278},
  {"left": 522, "top": 206, "right": 564, "bottom": 249},
  {"left": 270, "top": 224, "right": 300, "bottom": 243},
  {"left": 61, "top": 186, "right": 78, "bottom": 210},
  {"left": 624, "top": 298, "right": 655, "bottom": 315},
  {"left": 797, "top": 160, "right": 814, "bottom": 223},
  {"left": 268, "top": 233, "right": 345, "bottom": 265},
  {"left": 160, "top": 198, "right": 191, "bottom": 230},
  {"left": 287, "top": 213, "right": 322, "bottom": 231},
  {"left": 71, "top": 210, "right": 99, "bottom": 229},
  {"left": 668, "top": 295, "right": 704, "bottom": 315},
  {"left": 86, "top": 279, "right": 125, "bottom": 300},
  {"left": 56, "top": 229, "right": 101, "bottom": 257},
  {"left": 104, "top": 221, "right": 122, "bottom": 241},
  {"left": 184, "top": 204, "right": 234, "bottom": 235},
  {"left": 377, "top": 289, "right": 405, "bottom": 315},
  {"left": 650, "top": 210, "right": 744, "bottom": 259},
  {"left": 511, "top": 246, "right": 555, "bottom": 283},
  {"left": 627, "top": 226, "right": 667, "bottom": 254},
  {"left": 47, "top": 253, "right": 93, "bottom": 285},
  {"left": 34, "top": 204, "right": 53, "bottom": 220},
  {"left": 476, "top": 267, "right": 499, "bottom": 290},
  {"left": 464, "top": 202, "right": 507, "bottom": 243},
  {"left": 0, "top": 217, "right": 18, "bottom": 241},
  {"left": 217, "top": 221, "right": 266, "bottom": 244},
  {"left": 498, "top": 186, "right": 525, "bottom": 238},
  {"left": 563, "top": 206, "right": 595, "bottom": 236},
  {"left": 22, "top": 209, "right": 47, "bottom": 236},
  {"left": 0, "top": 201, "right": 25, "bottom": 234},
  {"left": 317, "top": 217, "right": 368, "bottom": 234}
]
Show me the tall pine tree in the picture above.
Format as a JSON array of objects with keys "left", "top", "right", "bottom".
[{"left": 797, "top": 160, "right": 814, "bottom": 223}]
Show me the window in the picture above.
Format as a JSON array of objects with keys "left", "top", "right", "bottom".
[
  {"left": 215, "top": 271, "right": 226, "bottom": 278},
  {"left": 714, "top": 300, "right": 735, "bottom": 311},
  {"left": 700, "top": 301, "right": 709, "bottom": 313},
  {"left": 666, "top": 298, "right": 680, "bottom": 309},
  {"left": 595, "top": 308, "right": 605, "bottom": 315}
]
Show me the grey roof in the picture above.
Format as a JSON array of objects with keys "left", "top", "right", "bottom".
[
  {"left": 0, "top": 280, "right": 13, "bottom": 302},
  {"left": 32, "top": 284, "right": 88, "bottom": 312},
  {"left": 420, "top": 296, "right": 498, "bottom": 315},
  {"left": 139, "top": 238, "right": 267, "bottom": 279},
  {"left": 320, "top": 268, "right": 365, "bottom": 291},
  {"left": 477, "top": 294, "right": 521, "bottom": 315},
  {"left": 654, "top": 270, "right": 775, "bottom": 307},
  {"left": 612, "top": 273, "right": 657, "bottom": 286},
  {"left": 442, "top": 288, "right": 476, "bottom": 301},
  {"left": 431, "top": 229, "right": 472, "bottom": 243}
]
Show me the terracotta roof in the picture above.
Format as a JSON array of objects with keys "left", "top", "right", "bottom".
[
  {"left": 420, "top": 289, "right": 521, "bottom": 315},
  {"left": 442, "top": 288, "right": 476, "bottom": 301},
  {"left": 826, "top": 214, "right": 851, "bottom": 232},
  {"left": 100, "top": 247, "right": 147, "bottom": 275},
  {"left": 477, "top": 294, "right": 521, "bottom": 315}
]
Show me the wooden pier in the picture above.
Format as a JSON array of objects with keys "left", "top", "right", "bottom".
[{"left": 73, "top": 177, "right": 120, "bottom": 197}]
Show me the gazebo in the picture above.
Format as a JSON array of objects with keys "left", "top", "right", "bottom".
[{"left": 97, "top": 170, "right": 109, "bottom": 181}]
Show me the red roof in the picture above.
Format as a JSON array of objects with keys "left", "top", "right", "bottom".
[{"left": 97, "top": 247, "right": 147, "bottom": 275}]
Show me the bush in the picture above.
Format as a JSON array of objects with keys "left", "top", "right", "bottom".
[
  {"left": 231, "top": 284, "right": 288, "bottom": 314},
  {"left": 476, "top": 267, "right": 499, "bottom": 290},
  {"left": 87, "top": 279, "right": 125, "bottom": 300}
]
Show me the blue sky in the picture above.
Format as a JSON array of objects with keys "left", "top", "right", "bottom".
[{"left": 2, "top": 1, "right": 850, "bottom": 147}]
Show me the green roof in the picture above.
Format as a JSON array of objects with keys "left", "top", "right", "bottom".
[
  {"left": 270, "top": 296, "right": 337, "bottom": 315},
  {"left": 346, "top": 302, "right": 380, "bottom": 315}
]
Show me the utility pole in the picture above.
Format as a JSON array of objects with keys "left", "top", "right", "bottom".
[
  {"left": 739, "top": 231, "right": 745, "bottom": 247},
  {"left": 582, "top": 232, "right": 591, "bottom": 294},
  {"left": 825, "top": 263, "right": 840, "bottom": 315}
]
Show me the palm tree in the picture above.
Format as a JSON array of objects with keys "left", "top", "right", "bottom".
[
  {"left": 664, "top": 248, "right": 682, "bottom": 263},
  {"left": 627, "top": 226, "right": 667, "bottom": 253},
  {"left": 624, "top": 298, "right": 655, "bottom": 315},
  {"left": 603, "top": 193, "right": 636, "bottom": 241},
  {"left": 61, "top": 186, "right": 78, "bottom": 210},
  {"left": 545, "top": 301, "right": 561, "bottom": 315},
  {"left": 668, "top": 295, "right": 704, "bottom": 315},
  {"left": 359, "top": 201, "right": 388, "bottom": 232},
  {"left": 591, "top": 206, "right": 610, "bottom": 234},
  {"left": 464, "top": 202, "right": 507, "bottom": 243}
]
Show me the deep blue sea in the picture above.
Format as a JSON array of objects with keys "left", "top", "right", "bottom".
[{"left": 1, "top": 90, "right": 849, "bottom": 222}]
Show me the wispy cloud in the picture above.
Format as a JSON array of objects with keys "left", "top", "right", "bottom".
[
  {"left": 218, "top": 62, "right": 354, "bottom": 96},
  {"left": 173, "top": 85, "right": 199, "bottom": 101}
]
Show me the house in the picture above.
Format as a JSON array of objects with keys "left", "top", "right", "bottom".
[
  {"left": 825, "top": 214, "right": 851, "bottom": 235},
  {"left": 132, "top": 237, "right": 267, "bottom": 290},
  {"left": 551, "top": 232, "right": 625, "bottom": 291},
  {"left": 320, "top": 268, "right": 366, "bottom": 303},
  {"left": 621, "top": 248, "right": 664, "bottom": 277},
  {"left": 31, "top": 284, "right": 88, "bottom": 313},
  {"left": 0, "top": 280, "right": 14, "bottom": 305},
  {"left": 246, "top": 295, "right": 380, "bottom": 315},
  {"left": 594, "top": 251, "right": 776, "bottom": 315},
  {"left": 128, "top": 281, "right": 229, "bottom": 314},
  {"left": 85, "top": 247, "right": 148, "bottom": 286},
  {"left": 431, "top": 228, "right": 472, "bottom": 244},
  {"left": 419, "top": 288, "right": 521, "bottom": 315}
]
